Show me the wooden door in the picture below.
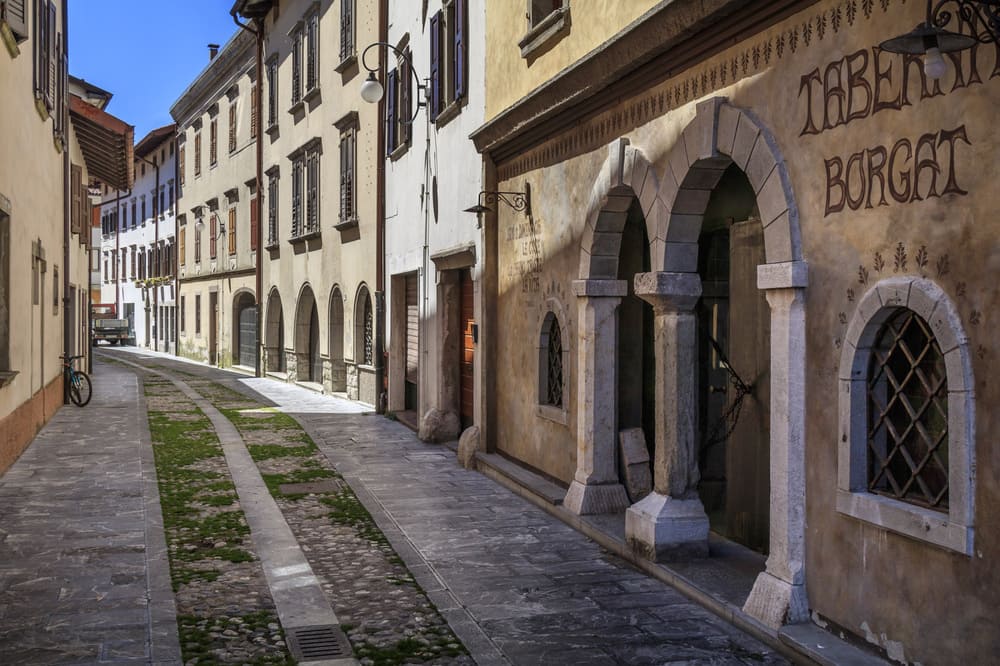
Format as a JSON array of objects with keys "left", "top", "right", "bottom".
[
  {"left": 459, "top": 269, "right": 474, "bottom": 429},
  {"left": 725, "top": 218, "right": 770, "bottom": 553},
  {"left": 209, "top": 292, "right": 218, "bottom": 365},
  {"left": 404, "top": 274, "right": 419, "bottom": 410},
  {"left": 309, "top": 306, "right": 321, "bottom": 381},
  {"left": 239, "top": 305, "right": 257, "bottom": 367}
]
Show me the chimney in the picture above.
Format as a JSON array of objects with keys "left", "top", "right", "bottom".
[{"left": 208, "top": 43, "right": 220, "bottom": 61}]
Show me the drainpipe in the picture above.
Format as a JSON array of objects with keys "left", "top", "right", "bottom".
[
  {"left": 174, "top": 135, "right": 180, "bottom": 355},
  {"left": 137, "top": 153, "right": 160, "bottom": 351},
  {"left": 374, "top": 0, "right": 388, "bottom": 413},
  {"left": 232, "top": 9, "right": 265, "bottom": 378},
  {"left": 114, "top": 189, "right": 122, "bottom": 315},
  {"left": 61, "top": 0, "right": 70, "bottom": 401}
]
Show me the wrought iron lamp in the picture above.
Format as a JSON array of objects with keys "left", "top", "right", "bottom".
[
  {"left": 880, "top": 0, "right": 1000, "bottom": 79},
  {"left": 359, "top": 42, "right": 427, "bottom": 121},
  {"left": 464, "top": 184, "right": 532, "bottom": 218},
  {"left": 195, "top": 217, "right": 226, "bottom": 239}
]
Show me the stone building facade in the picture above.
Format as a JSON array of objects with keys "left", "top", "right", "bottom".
[
  {"left": 172, "top": 33, "right": 261, "bottom": 369},
  {"left": 257, "top": 0, "right": 380, "bottom": 405},
  {"left": 382, "top": 0, "right": 486, "bottom": 439},
  {"left": 472, "top": 0, "right": 997, "bottom": 662},
  {"left": 0, "top": 1, "right": 130, "bottom": 472}
]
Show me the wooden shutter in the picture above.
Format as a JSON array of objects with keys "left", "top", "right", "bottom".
[
  {"left": 210, "top": 119, "right": 217, "bottom": 164},
  {"left": 228, "top": 208, "right": 236, "bottom": 255},
  {"left": 45, "top": 1, "right": 55, "bottom": 109},
  {"left": 401, "top": 55, "right": 412, "bottom": 145},
  {"left": 454, "top": 0, "right": 466, "bottom": 100},
  {"left": 179, "top": 145, "right": 185, "bottom": 185},
  {"left": 70, "top": 164, "right": 81, "bottom": 233},
  {"left": 250, "top": 83, "right": 258, "bottom": 138},
  {"left": 179, "top": 227, "right": 186, "bottom": 266},
  {"left": 2, "top": 0, "right": 28, "bottom": 41},
  {"left": 210, "top": 215, "right": 217, "bottom": 258},
  {"left": 229, "top": 103, "right": 237, "bottom": 152},
  {"left": 250, "top": 195, "right": 258, "bottom": 251},
  {"left": 429, "top": 11, "right": 441, "bottom": 120},
  {"left": 385, "top": 69, "right": 397, "bottom": 155}
]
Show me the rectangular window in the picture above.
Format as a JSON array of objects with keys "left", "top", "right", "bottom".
[
  {"left": 429, "top": 0, "right": 466, "bottom": 122},
  {"left": 131, "top": 200, "right": 137, "bottom": 226},
  {"left": 70, "top": 165, "right": 81, "bottom": 234},
  {"left": 179, "top": 226, "right": 186, "bottom": 266},
  {"left": 228, "top": 207, "right": 237, "bottom": 255},
  {"left": 139, "top": 250, "right": 145, "bottom": 280},
  {"left": 266, "top": 57, "right": 278, "bottom": 128},
  {"left": 141, "top": 198, "right": 146, "bottom": 224},
  {"left": 194, "top": 220, "right": 202, "bottom": 262},
  {"left": 130, "top": 246, "right": 136, "bottom": 279},
  {"left": 306, "top": 149, "right": 319, "bottom": 233},
  {"left": 2, "top": 0, "right": 28, "bottom": 43},
  {"left": 210, "top": 118, "right": 218, "bottom": 165},
  {"left": 179, "top": 145, "right": 186, "bottom": 185},
  {"left": 291, "top": 156, "right": 303, "bottom": 237},
  {"left": 194, "top": 134, "right": 201, "bottom": 177},
  {"left": 195, "top": 294, "right": 201, "bottom": 335},
  {"left": 339, "top": 0, "right": 355, "bottom": 62},
  {"left": 210, "top": 214, "right": 218, "bottom": 259},
  {"left": 0, "top": 206, "right": 9, "bottom": 373},
  {"left": 168, "top": 183, "right": 175, "bottom": 214},
  {"left": 229, "top": 102, "right": 237, "bottom": 153},
  {"left": 339, "top": 127, "right": 356, "bottom": 224},
  {"left": 385, "top": 52, "right": 412, "bottom": 155},
  {"left": 250, "top": 194, "right": 259, "bottom": 251},
  {"left": 267, "top": 171, "right": 278, "bottom": 246},
  {"left": 52, "top": 265, "right": 57, "bottom": 315},
  {"left": 529, "top": 0, "right": 563, "bottom": 27},
  {"left": 180, "top": 295, "right": 186, "bottom": 333},
  {"left": 306, "top": 11, "right": 319, "bottom": 92},
  {"left": 250, "top": 82, "right": 258, "bottom": 139},
  {"left": 291, "top": 27, "right": 303, "bottom": 105},
  {"left": 160, "top": 188, "right": 165, "bottom": 219}
]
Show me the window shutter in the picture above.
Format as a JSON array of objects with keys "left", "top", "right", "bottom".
[
  {"left": 385, "top": 69, "right": 397, "bottom": 155},
  {"left": 454, "top": 0, "right": 466, "bottom": 100},
  {"left": 401, "top": 56, "right": 412, "bottom": 145},
  {"left": 250, "top": 84, "right": 258, "bottom": 138},
  {"left": 70, "top": 165, "right": 81, "bottom": 233},
  {"left": 210, "top": 215, "right": 217, "bottom": 258},
  {"left": 429, "top": 11, "right": 441, "bottom": 120},
  {"left": 2, "top": 0, "right": 28, "bottom": 41},
  {"left": 229, "top": 208, "right": 236, "bottom": 255},
  {"left": 180, "top": 227, "right": 186, "bottom": 266},
  {"left": 33, "top": 0, "right": 43, "bottom": 97},
  {"left": 45, "top": 1, "right": 55, "bottom": 109},
  {"left": 250, "top": 195, "right": 258, "bottom": 251}
]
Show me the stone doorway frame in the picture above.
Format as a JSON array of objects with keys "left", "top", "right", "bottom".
[{"left": 567, "top": 97, "right": 809, "bottom": 629}]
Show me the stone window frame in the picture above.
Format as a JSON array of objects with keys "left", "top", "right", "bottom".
[
  {"left": 536, "top": 298, "right": 569, "bottom": 426},
  {"left": 519, "top": 0, "right": 569, "bottom": 59},
  {"left": 837, "top": 276, "right": 975, "bottom": 555}
]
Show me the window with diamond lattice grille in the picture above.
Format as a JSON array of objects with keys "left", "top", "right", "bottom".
[
  {"left": 546, "top": 316, "right": 563, "bottom": 406},
  {"left": 867, "top": 308, "right": 948, "bottom": 511},
  {"left": 363, "top": 295, "right": 373, "bottom": 365}
]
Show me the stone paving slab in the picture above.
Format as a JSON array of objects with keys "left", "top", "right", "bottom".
[{"left": 0, "top": 359, "right": 181, "bottom": 665}]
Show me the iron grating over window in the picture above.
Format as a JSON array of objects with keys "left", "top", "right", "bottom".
[
  {"left": 867, "top": 308, "right": 949, "bottom": 511},
  {"left": 363, "top": 296, "right": 373, "bottom": 365},
  {"left": 546, "top": 316, "right": 563, "bottom": 407}
]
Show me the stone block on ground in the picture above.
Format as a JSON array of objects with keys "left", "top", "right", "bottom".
[
  {"left": 457, "top": 426, "right": 480, "bottom": 469},
  {"left": 619, "top": 427, "right": 652, "bottom": 503},
  {"left": 418, "top": 408, "right": 460, "bottom": 443}
]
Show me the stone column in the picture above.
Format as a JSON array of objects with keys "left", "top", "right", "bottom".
[
  {"left": 563, "top": 279, "right": 631, "bottom": 515},
  {"left": 625, "top": 272, "right": 709, "bottom": 560},
  {"left": 743, "top": 261, "right": 809, "bottom": 628}
]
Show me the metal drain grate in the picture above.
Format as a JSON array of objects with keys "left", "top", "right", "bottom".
[{"left": 286, "top": 624, "right": 352, "bottom": 661}]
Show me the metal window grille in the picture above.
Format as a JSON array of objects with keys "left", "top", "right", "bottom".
[
  {"left": 340, "top": 0, "right": 354, "bottom": 61},
  {"left": 363, "top": 295, "right": 373, "bottom": 365},
  {"left": 306, "top": 13, "right": 318, "bottom": 91},
  {"left": 267, "top": 59, "right": 278, "bottom": 126},
  {"left": 546, "top": 316, "right": 563, "bottom": 407},
  {"left": 306, "top": 151, "right": 319, "bottom": 233},
  {"left": 867, "top": 308, "right": 949, "bottom": 510},
  {"left": 340, "top": 131, "right": 355, "bottom": 223},
  {"left": 268, "top": 175, "right": 278, "bottom": 244},
  {"left": 292, "top": 30, "right": 302, "bottom": 104}
]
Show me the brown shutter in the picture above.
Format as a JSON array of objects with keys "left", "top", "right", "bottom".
[
  {"left": 229, "top": 103, "right": 237, "bottom": 152},
  {"left": 250, "top": 195, "right": 258, "bottom": 251},
  {"left": 45, "top": 1, "right": 55, "bottom": 109},
  {"left": 250, "top": 84, "right": 258, "bottom": 139},
  {"left": 179, "top": 227, "right": 185, "bottom": 266},
  {"left": 70, "top": 164, "right": 81, "bottom": 233},
  {"left": 228, "top": 208, "right": 236, "bottom": 255},
  {"left": 179, "top": 145, "right": 185, "bottom": 185},
  {"left": 2, "top": 0, "right": 28, "bottom": 41}
]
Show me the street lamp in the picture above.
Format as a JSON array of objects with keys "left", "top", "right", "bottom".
[
  {"left": 358, "top": 42, "right": 427, "bottom": 121},
  {"left": 463, "top": 185, "right": 532, "bottom": 226},
  {"left": 195, "top": 216, "right": 226, "bottom": 239},
  {"left": 880, "top": 0, "right": 1000, "bottom": 79}
]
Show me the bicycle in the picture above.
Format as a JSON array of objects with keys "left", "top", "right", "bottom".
[{"left": 61, "top": 354, "right": 92, "bottom": 407}]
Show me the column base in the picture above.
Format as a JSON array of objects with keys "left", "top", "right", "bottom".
[
  {"left": 563, "top": 480, "right": 630, "bottom": 515},
  {"left": 743, "top": 570, "right": 809, "bottom": 629},
  {"left": 625, "top": 492, "right": 709, "bottom": 561}
]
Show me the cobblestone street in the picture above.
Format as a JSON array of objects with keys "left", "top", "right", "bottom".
[{"left": 0, "top": 351, "right": 792, "bottom": 665}]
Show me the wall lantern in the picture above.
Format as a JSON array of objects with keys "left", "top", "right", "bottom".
[
  {"left": 463, "top": 184, "right": 532, "bottom": 224},
  {"left": 880, "top": 0, "right": 1000, "bottom": 79},
  {"left": 195, "top": 217, "right": 226, "bottom": 240},
  {"left": 359, "top": 42, "right": 427, "bottom": 122}
]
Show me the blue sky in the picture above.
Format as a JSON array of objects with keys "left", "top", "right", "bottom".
[{"left": 68, "top": 1, "right": 242, "bottom": 140}]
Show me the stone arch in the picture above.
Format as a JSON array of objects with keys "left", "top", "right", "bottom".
[
  {"left": 329, "top": 285, "right": 346, "bottom": 392},
  {"left": 294, "top": 283, "right": 321, "bottom": 382},
  {"left": 264, "top": 287, "right": 285, "bottom": 373}
]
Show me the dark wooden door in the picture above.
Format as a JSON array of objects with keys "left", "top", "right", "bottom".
[
  {"left": 459, "top": 269, "right": 474, "bottom": 429},
  {"left": 209, "top": 292, "right": 218, "bottom": 365},
  {"left": 725, "top": 218, "right": 770, "bottom": 553},
  {"left": 404, "top": 274, "right": 419, "bottom": 410},
  {"left": 309, "top": 306, "right": 321, "bottom": 381},
  {"left": 239, "top": 305, "right": 257, "bottom": 367}
]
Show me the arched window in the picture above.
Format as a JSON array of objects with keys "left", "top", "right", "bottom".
[
  {"left": 539, "top": 311, "right": 564, "bottom": 408},
  {"left": 354, "top": 285, "right": 373, "bottom": 366},
  {"left": 838, "top": 278, "right": 975, "bottom": 554}
]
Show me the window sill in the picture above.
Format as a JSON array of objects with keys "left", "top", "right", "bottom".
[
  {"left": 288, "top": 99, "right": 305, "bottom": 115},
  {"left": 265, "top": 123, "right": 280, "bottom": 137},
  {"left": 289, "top": 229, "right": 321, "bottom": 244},
  {"left": 265, "top": 241, "right": 280, "bottom": 251},
  {"left": 334, "top": 53, "right": 356, "bottom": 74},
  {"left": 0, "top": 370, "right": 18, "bottom": 388},
  {"left": 519, "top": 7, "right": 570, "bottom": 58},
  {"left": 303, "top": 86, "right": 321, "bottom": 103},
  {"left": 388, "top": 141, "right": 410, "bottom": 162},
  {"left": 335, "top": 217, "right": 358, "bottom": 232},
  {"left": 537, "top": 404, "right": 568, "bottom": 426},
  {"left": 836, "top": 489, "right": 972, "bottom": 555},
  {"left": 1, "top": 22, "right": 21, "bottom": 58},
  {"left": 434, "top": 99, "right": 462, "bottom": 128}
]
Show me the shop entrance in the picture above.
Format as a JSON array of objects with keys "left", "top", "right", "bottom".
[{"left": 696, "top": 165, "right": 771, "bottom": 554}]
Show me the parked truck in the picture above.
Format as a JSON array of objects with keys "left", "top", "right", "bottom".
[{"left": 91, "top": 303, "right": 134, "bottom": 346}]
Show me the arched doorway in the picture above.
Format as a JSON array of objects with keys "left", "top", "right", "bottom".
[
  {"left": 233, "top": 290, "right": 257, "bottom": 368},
  {"left": 295, "top": 285, "right": 321, "bottom": 383},
  {"left": 329, "top": 286, "right": 346, "bottom": 392},
  {"left": 265, "top": 289, "right": 285, "bottom": 373},
  {"left": 695, "top": 164, "right": 770, "bottom": 553}
]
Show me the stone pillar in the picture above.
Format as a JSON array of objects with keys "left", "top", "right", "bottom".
[
  {"left": 743, "top": 261, "right": 809, "bottom": 628},
  {"left": 563, "top": 279, "right": 631, "bottom": 515},
  {"left": 625, "top": 272, "right": 709, "bottom": 560}
]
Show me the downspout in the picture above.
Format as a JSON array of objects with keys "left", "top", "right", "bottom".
[
  {"left": 232, "top": 10, "right": 264, "bottom": 378},
  {"left": 61, "top": 0, "right": 70, "bottom": 402},
  {"left": 374, "top": 0, "right": 388, "bottom": 413},
  {"left": 173, "top": 134, "right": 180, "bottom": 355},
  {"left": 114, "top": 188, "right": 122, "bottom": 315},
  {"left": 137, "top": 153, "right": 161, "bottom": 351}
]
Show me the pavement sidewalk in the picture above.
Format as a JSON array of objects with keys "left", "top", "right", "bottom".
[{"left": 0, "top": 359, "right": 181, "bottom": 665}]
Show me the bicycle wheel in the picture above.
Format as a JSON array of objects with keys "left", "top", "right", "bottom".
[
  {"left": 68, "top": 382, "right": 82, "bottom": 406},
  {"left": 72, "top": 372, "right": 92, "bottom": 407}
]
